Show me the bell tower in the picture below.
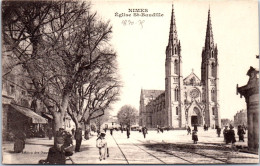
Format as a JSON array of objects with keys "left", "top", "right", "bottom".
[
  {"left": 201, "top": 9, "right": 220, "bottom": 128},
  {"left": 165, "top": 5, "right": 184, "bottom": 128}
]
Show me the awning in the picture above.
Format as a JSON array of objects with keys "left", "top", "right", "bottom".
[{"left": 9, "top": 104, "right": 48, "bottom": 124}]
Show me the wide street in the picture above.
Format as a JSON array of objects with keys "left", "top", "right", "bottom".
[{"left": 2, "top": 127, "right": 259, "bottom": 164}]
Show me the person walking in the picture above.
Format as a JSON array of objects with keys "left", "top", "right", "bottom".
[
  {"left": 229, "top": 125, "right": 236, "bottom": 150},
  {"left": 96, "top": 132, "right": 108, "bottom": 161},
  {"left": 192, "top": 130, "right": 198, "bottom": 144},
  {"left": 223, "top": 126, "right": 229, "bottom": 144},
  {"left": 126, "top": 126, "right": 130, "bottom": 139},
  {"left": 75, "top": 128, "right": 82, "bottom": 152},
  {"left": 110, "top": 128, "right": 113, "bottom": 136},
  {"left": 142, "top": 126, "right": 148, "bottom": 138},
  {"left": 187, "top": 126, "right": 191, "bottom": 135},
  {"left": 237, "top": 125, "right": 245, "bottom": 142},
  {"left": 216, "top": 126, "right": 221, "bottom": 137}
]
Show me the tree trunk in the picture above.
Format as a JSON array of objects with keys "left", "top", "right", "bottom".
[
  {"left": 53, "top": 112, "right": 64, "bottom": 146},
  {"left": 84, "top": 118, "right": 91, "bottom": 140}
]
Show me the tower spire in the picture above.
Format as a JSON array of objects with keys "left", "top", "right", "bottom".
[
  {"left": 205, "top": 8, "right": 214, "bottom": 49},
  {"left": 168, "top": 4, "right": 178, "bottom": 47}
]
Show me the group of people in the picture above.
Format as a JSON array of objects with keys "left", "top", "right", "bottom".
[
  {"left": 223, "top": 124, "right": 246, "bottom": 145},
  {"left": 39, "top": 128, "right": 74, "bottom": 164}
]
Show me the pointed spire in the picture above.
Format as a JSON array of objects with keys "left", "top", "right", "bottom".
[
  {"left": 205, "top": 8, "right": 214, "bottom": 49},
  {"left": 168, "top": 4, "right": 178, "bottom": 47}
]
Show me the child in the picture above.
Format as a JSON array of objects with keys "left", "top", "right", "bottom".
[
  {"left": 192, "top": 130, "right": 198, "bottom": 144},
  {"left": 96, "top": 132, "right": 108, "bottom": 161}
]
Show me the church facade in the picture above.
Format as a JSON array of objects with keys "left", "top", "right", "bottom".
[{"left": 139, "top": 6, "right": 221, "bottom": 129}]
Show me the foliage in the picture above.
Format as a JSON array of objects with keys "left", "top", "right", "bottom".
[{"left": 117, "top": 105, "right": 138, "bottom": 127}]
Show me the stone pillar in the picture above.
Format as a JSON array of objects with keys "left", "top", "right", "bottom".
[{"left": 237, "top": 66, "right": 259, "bottom": 153}]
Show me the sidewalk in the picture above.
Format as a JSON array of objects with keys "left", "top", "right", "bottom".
[
  {"left": 70, "top": 132, "right": 127, "bottom": 164},
  {"left": 2, "top": 132, "right": 127, "bottom": 164}
]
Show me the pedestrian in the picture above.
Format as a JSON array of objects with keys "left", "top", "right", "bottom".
[
  {"left": 142, "top": 126, "right": 148, "bottom": 138},
  {"left": 120, "top": 127, "right": 123, "bottom": 133},
  {"left": 41, "top": 129, "right": 66, "bottom": 164},
  {"left": 14, "top": 130, "right": 26, "bottom": 153},
  {"left": 110, "top": 128, "right": 113, "bottom": 136},
  {"left": 63, "top": 132, "right": 74, "bottom": 157},
  {"left": 204, "top": 124, "right": 207, "bottom": 131},
  {"left": 228, "top": 125, "right": 236, "bottom": 149},
  {"left": 75, "top": 128, "right": 82, "bottom": 152},
  {"left": 157, "top": 125, "right": 160, "bottom": 133},
  {"left": 126, "top": 126, "right": 130, "bottom": 139},
  {"left": 237, "top": 125, "right": 245, "bottom": 142},
  {"left": 223, "top": 126, "right": 229, "bottom": 144},
  {"left": 216, "top": 126, "right": 221, "bottom": 137},
  {"left": 160, "top": 127, "right": 164, "bottom": 133},
  {"left": 96, "top": 132, "right": 109, "bottom": 161},
  {"left": 192, "top": 130, "right": 198, "bottom": 144},
  {"left": 187, "top": 126, "right": 191, "bottom": 135}
]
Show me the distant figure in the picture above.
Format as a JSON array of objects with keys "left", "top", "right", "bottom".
[
  {"left": 216, "top": 126, "right": 221, "bottom": 137},
  {"left": 187, "top": 126, "right": 191, "bottom": 135},
  {"left": 96, "top": 132, "right": 108, "bottom": 161},
  {"left": 237, "top": 125, "right": 245, "bottom": 142},
  {"left": 204, "top": 124, "right": 207, "bottom": 131},
  {"left": 75, "top": 128, "right": 82, "bottom": 152},
  {"left": 192, "top": 130, "right": 198, "bottom": 144},
  {"left": 142, "top": 126, "right": 148, "bottom": 138},
  {"left": 104, "top": 128, "right": 107, "bottom": 133},
  {"left": 160, "top": 127, "right": 164, "bottom": 133},
  {"left": 120, "top": 127, "right": 123, "bottom": 133},
  {"left": 157, "top": 125, "right": 160, "bottom": 133},
  {"left": 126, "top": 127, "right": 130, "bottom": 139},
  {"left": 110, "top": 128, "right": 113, "bottom": 136},
  {"left": 223, "top": 126, "right": 229, "bottom": 144},
  {"left": 228, "top": 125, "right": 236, "bottom": 149},
  {"left": 14, "top": 130, "right": 26, "bottom": 153}
]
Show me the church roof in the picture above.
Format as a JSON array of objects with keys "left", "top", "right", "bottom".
[
  {"left": 183, "top": 71, "right": 201, "bottom": 85},
  {"left": 141, "top": 89, "right": 165, "bottom": 99}
]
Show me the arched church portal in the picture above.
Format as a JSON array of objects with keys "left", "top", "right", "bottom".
[{"left": 190, "top": 107, "right": 202, "bottom": 126}]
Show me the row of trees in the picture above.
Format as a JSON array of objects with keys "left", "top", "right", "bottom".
[{"left": 2, "top": 0, "right": 121, "bottom": 143}]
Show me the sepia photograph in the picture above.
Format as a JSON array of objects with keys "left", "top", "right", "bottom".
[{"left": 1, "top": 0, "right": 259, "bottom": 164}]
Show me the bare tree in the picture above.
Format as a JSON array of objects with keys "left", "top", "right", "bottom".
[
  {"left": 117, "top": 105, "right": 138, "bottom": 127},
  {"left": 2, "top": 1, "right": 120, "bottom": 144}
]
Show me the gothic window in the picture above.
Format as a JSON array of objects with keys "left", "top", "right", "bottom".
[
  {"left": 211, "top": 50, "right": 214, "bottom": 58},
  {"left": 211, "top": 88, "right": 215, "bottom": 101},
  {"left": 211, "top": 63, "right": 214, "bottom": 77},
  {"left": 174, "top": 60, "right": 178, "bottom": 74},
  {"left": 175, "top": 87, "right": 179, "bottom": 101},
  {"left": 176, "top": 107, "right": 178, "bottom": 115},
  {"left": 174, "top": 47, "right": 177, "bottom": 54}
]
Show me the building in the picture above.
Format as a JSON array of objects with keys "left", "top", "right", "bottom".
[
  {"left": 139, "top": 6, "right": 220, "bottom": 129},
  {"left": 233, "top": 109, "right": 247, "bottom": 128},
  {"left": 221, "top": 118, "right": 232, "bottom": 127},
  {"left": 237, "top": 66, "right": 259, "bottom": 153},
  {"left": 2, "top": 43, "right": 48, "bottom": 140}
]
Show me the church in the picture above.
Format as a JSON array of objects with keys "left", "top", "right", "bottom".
[{"left": 139, "top": 6, "right": 221, "bottom": 129}]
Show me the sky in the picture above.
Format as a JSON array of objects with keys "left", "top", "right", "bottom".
[{"left": 91, "top": 0, "right": 259, "bottom": 119}]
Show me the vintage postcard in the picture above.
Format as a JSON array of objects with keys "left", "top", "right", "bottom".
[{"left": 2, "top": 0, "right": 259, "bottom": 164}]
